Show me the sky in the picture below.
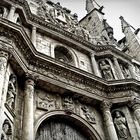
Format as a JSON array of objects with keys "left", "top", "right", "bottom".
[{"left": 51, "top": 0, "right": 140, "bottom": 40}]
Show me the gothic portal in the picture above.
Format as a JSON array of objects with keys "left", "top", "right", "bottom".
[{"left": 0, "top": 0, "right": 140, "bottom": 140}]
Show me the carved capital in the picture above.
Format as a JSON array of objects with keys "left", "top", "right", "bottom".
[
  {"left": 100, "top": 100, "right": 112, "bottom": 112},
  {"left": 25, "top": 73, "right": 38, "bottom": 85},
  {"left": 128, "top": 97, "right": 140, "bottom": 110}
]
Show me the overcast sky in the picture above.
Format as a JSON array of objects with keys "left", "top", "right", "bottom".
[{"left": 51, "top": 0, "right": 140, "bottom": 40}]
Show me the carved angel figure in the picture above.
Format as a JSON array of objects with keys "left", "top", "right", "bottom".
[{"left": 6, "top": 74, "right": 16, "bottom": 109}]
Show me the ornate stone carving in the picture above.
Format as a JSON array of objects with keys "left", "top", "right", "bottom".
[
  {"left": 113, "top": 110, "right": 131, "bottom": 139},
  {"left": 99, "top": 60, "right": 114, "bottom": 80},
  {"left": 0, "top": 51, "right": 9, "bottom": 71},
  {"left": 63, "top": 96, "right": 74, "bottom": 114},
  {"left": 81, "top": 106, "right": 96, "bottom": 124},
  {"left": 1, "top": 119, "right": 12, "bottom": 140},
  {"left": 128, "top": 97, "right": 140, "bottom": 110},
  {"left": 6, "top": 74, "right": 17, "bottom": 110},
  {"left": 37, "top": 91, "right": 55, "bottom": 111},
  {"left": 100, "top": 100, "right": 112, "bottom": 112},
  {"left": 120, "top": 64, "right": 131, "bottom": 79}
]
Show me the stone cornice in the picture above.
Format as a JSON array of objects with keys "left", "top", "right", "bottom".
[
  {"left": 1, "top": 0, "right": 135, "bottom": 62},
  {"left": 0, "top": 19, "right": 140, "bottom": 96}
]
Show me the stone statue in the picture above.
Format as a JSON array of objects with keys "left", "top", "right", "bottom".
[
  {"left": 2, "top": 120, "right": 12, "bottom": 140},
  {"left": 120, "top": 65, "right": 130, "bottom": 78},
  {"left": 113, "top": 111, "right": 130, "bottom": 139},
  {"left": 99, "top": 60, "right": 114, "bottom": 80},
  {"left": 6, "top": 74, "right": 16, "bottom": 109},
  {"left": 63, "top": 96, "right": 74, "bottom": 113},
  {"left": 81, "top": 106, "right": 95, "bottom": 123}
]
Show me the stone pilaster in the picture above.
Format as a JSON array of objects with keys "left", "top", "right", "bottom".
[
  {"left": 0, "top": 51, "right": 9, "bottom": 136},
  {"left": 22, "top": 75, "right": 35, "bottom": 140},
  {"left": 7, "top": 5, "right": 16, "bottom": 22},
  {"left": 31, "top": 26, "right": 37, "bottom": 47},
  {"left": 128, "top": 64, "right": 136, "bottom": 79},
  {"left": 129, "top": 97, "right": 140, "bottom": 126},
  {"left": 90, "top": 52, "right": 102, "bottom": 77},
  {"left": 0, "top": 51, "right": 9, "bottom": 106},
  {"left": 101, "top": 101, "right": 118, "bottom": 140},
  {"left": 113, "top": 57, "right": 124, "bottom": 79}
]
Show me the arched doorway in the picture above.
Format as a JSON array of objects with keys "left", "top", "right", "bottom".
[{"left": 35, "top": 111, "right": 102, "bottom": 140}]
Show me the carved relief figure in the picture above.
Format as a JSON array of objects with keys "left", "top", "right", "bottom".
[
  {"left": 37, "top": 91, "right": 55, "bottom": 111},
  {"left": 6, "top": 74, "right": 17, "bottom": 109},
  {"left": 99, "top": 60, "right": 114, "bottom": 80},
  {"left": 113, "top": 111, "right": 130, "bottom": 139},
  {"left": 63, "top": 96, "right": 74, "bottom": 112},
  {"left": 81, "top": 106, "right": 95, "bottom": 123},
  {"left": 1, "top": 119, "right": 12, "bottom": 140}
]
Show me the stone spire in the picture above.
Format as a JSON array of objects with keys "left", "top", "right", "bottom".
[
  {"left": 86, "top": 0, "right": 103, "bottom": 13},
  {"left": 119, "top": 16, "right": 140, "bottom": 61},
  {"left": 119, "top": 16, "right": 135, "bottom": 33}
]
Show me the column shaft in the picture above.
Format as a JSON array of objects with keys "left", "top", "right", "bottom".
[
  {"left": 113, "top": 57, "right": 124, "bottom": 79},
  {"left": 7, "top": 5, "right": 16, "bottom": 21},
  {"left": 31, "top": 26, "right": 37, "bottom": 47},
  {"left": 90, "top": 52, "right": 102, "bottom": 77},
  {"left": 101, "top": 101, "right": 118, "bottom": 140},
  {"left": 22, "top": 77, "right": 34, "bottom": 140}
]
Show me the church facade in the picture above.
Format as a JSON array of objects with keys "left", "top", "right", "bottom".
[{"left": 0, "top": 0, "right": 140, "bottom": 139}]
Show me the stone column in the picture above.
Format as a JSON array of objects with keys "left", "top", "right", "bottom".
[
  {"left": 101, "top": 101, "right": 118, "bottom": 140},
  {"left": 129, "top": 97, "right": 140, "bottom": 126},
  {"left": 90, "top": 52, "right": 102, "bottom": 77},
  {"left": 7, "top": 5, "right": 16, "bottom": 22},
  {"left": 113, "top": 57, "right": 124, "bottom": 79},
  {"left": 22, "top": 75, "right": 35, "bottom": 140},
  {"left": 31, "top": 26, "right": 37, "bottom": 47},
  {"left": 128, "top": 64, "right": 136, "bottom": 79}
]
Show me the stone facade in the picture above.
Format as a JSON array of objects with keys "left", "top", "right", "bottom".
[{"left": 0, "top": 0, "right": 140, "bottom": 140}]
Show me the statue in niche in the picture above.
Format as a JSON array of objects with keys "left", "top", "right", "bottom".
[
  {"left": 63, "top": 96, "right": 74, "bottom": 113},
  {"left": 6, "top": 74, "right": 17, "bottom": 110},
  {"left": 113, "top": 111, "right": 130, "bottom": 139},
  {"left": 81, "top": 106, "right": 95, "bottom": 123},
  {"left": 1, "top": 119, "right": 12, "bottom": 140},
  {"left": 120, "top": 65, "right": 130, "bottom": 79},
  {"left": 99, "top": 60, "right": 114, "bottom": 80}
]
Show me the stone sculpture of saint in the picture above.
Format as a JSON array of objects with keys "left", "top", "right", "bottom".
[
  {"left": 6, "top": 74, "right": 16, "bottom": 109},
  {"left": 114, "top": 111, "right": 130, "bottom": 139},
  {"left": 100, "top": 60, "right": 113, "bottom": 80}
]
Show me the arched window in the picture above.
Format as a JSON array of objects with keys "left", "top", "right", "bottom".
[{"left": 54, "top": 46, "right": 74, "bottom": 66}]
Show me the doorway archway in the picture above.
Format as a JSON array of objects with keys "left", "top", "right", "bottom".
[{"left": 35, "top": 110, "right": 102, "bottom": 140}]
